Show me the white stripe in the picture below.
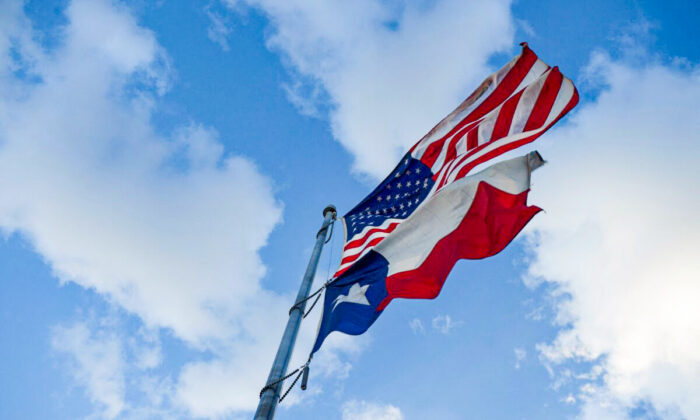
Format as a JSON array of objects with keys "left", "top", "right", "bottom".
[
  {"left": 508, "top": 68, "right": 551, "bottom": 136},
  {"left": 441, "top": 69, "right": 553, "bottom": 184},
  {"left": 454, "top": 133, "right": 468, "bottom": 156},
  {"left": 429, "top": 64, "right": 550, "bottom": 175},
  {"left": 543, "top": 77, "right": 574, "bottom": 127},
  {"left": 340, "top": 218, "right": 403, "bottom": 261},
  {"left": 429, "top": 117, "right": 482, "bottom": 173},
  {"left": 338, "top": 221, "right": 403, "bottom": 270},
  {"left": 337, "top": 247, "right": 373, "bottom": 273},
  {"left": 444, "top": 123, "right": 550, "bottom": 186},
  {"left": 344, "top": 218, "right": 402, "bottom": 244},
  {"left": 477, "top": 108, "right": 498, "bottom": 146},
  {"left": 493, "top": 52, "right": 522, "bottom": 85},
  {"left": 513, "top": 59, "right": 549, "bottom": 94},
  {"left": 432, "top": 154, "right": 458, "bottom": 194},
  {"left": 342, "top": 231, "right": 391, "bottom": 258},
  {"left": 412, "top": 81, "right": 493, "bottom": 160},
  {"left": 442, "top": 77, "right": 573, "bottom": 186},
  {"left": 413, "top": 52, "right": 544, "bottom": 161},
  {"left": 411, "top": 50, "right": 526, "bottom": 161}
]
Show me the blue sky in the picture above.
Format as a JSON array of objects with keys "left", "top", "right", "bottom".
[{"left": 0, "top": 1, "right": 698, "bottom": 419}]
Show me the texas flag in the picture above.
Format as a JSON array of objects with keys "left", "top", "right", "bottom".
[{"left": 312, "top": 44, "right": 578, "bottom": 353}]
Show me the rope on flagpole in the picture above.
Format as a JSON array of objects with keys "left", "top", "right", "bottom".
[
  {"left": 298, "top": 216, "right": 336, "bottom": 319},
  {"left": 324, "top": 218, "right": 334, "bottom": 244},
  {"left": 288, "top": 218, "right": 336, "bottom": 318},
  {"left": 258, "top": 356, "right": 311, "bottom": 402},
  {"left": 263, "top": 217, "right": 337, "bottom": 404}
]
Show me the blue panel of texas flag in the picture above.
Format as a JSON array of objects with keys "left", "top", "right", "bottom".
[{"left": 311, "top": 43, "right": 578, "bottom": 354}]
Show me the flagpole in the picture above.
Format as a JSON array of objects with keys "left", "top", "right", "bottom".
[{"left": 254, "top": 205, "right": 337, "bottom": 420}]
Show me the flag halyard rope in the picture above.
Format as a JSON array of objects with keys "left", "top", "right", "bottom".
[
  {"left": 258, "top": 357, "right": 311, "bottom": 402},
  {"left": 288, "top": 218, "right": 336, "bottom": 318},
  {"left": 260, "top": 218, "right": 336, "bottom": 404}
]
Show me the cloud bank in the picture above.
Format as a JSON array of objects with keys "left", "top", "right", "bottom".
[
  {"left": 0, "top": 0, "right": 282, "bottom": 348},
  {"left": 0, "top": 0, "right": 298, "bottom": 417},
  {"left": 224, "top": 0, "right": 516, "bottom": 179},
  {"left": 525, "top": 48, "right": 700, "bottom": 418}
]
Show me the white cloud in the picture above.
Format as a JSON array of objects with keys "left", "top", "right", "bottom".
[
  {"left": 524, "top": 47, "right": 700, "bottom": 418},
  {"left": 128, "top": 327, "right": 162, "bottom": 371},
  {"left": 409, "top": 317, "right": 425, "bottom": 335},
  {"left": 341, "top": 400, "right": 403, "bottom": 420},
  {"left": 514, "top": 347, "right": 527, "bottom": 369},
  {"left": 0, "top": 0, "right": 283, "bottom": 348},
  {"left": 52, "top": 315, "right": 185, "bottom": 420},
  {"left": 52, "top": 321, "right": 127, "bottom": 419},
  {"left": 0, "top": 0, "right": 319, "bottom": 417},
  {"left": 206, "top": 7, "right": 231, "bottom": 51},
  {"left": 224, "top": 0, "right": 517, "bottom": 178},
  {"left": 431, "top": 314, "right": 460, "bottom": 335}
]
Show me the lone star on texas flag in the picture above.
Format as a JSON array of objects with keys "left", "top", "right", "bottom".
[{"left": 332, "top": 283, "right": 370, "bottom": 311}]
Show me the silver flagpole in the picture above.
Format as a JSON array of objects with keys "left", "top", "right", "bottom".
[{"left": 254, "top": 205, "right": 337, "bottom": 420}]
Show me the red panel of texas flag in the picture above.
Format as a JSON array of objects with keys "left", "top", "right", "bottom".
[{"left": 312, "top": 43, "right": 578, "bottom": 353}]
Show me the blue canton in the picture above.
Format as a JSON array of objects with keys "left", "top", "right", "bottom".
[{"left": 344, "top": 153, "right": 435, "bottom": 238}]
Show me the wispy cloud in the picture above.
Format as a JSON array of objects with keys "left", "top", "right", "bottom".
[
  {"left": 205, "top": 6, "right": 231, "bottom": 51},
  {"left": 514, "top": 347, "right": 527, "bottom": 369},
  {"left": 52, "top": 320, "right": 126, "bottom": 419},
  {"left": 431, "top": 314, "right": 461, "bottom": 335},
  {"left": 221, "top": 0, "right": 517, "bottom": 179},
  {"left": 408, "top": 318, "right": 425, "bottom": 335},
  {"left": 51, "top": 314, "right": 180, "bottom": 419},
  {"left": 342, "top": 400, "right": 403, "bottom": 420}
]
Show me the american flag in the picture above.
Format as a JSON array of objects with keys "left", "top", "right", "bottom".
[{"left": 335, "top": 43, "right": 578, "bottom": 277}]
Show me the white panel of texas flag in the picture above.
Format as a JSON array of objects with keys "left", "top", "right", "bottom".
[{"left": 311, "top": 43, "right": 578, "bottom": 354}]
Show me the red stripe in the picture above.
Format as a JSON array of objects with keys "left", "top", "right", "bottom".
[
  {"left": 435, "top": 76, "right": 577, "bottom": 190},
  {"left": 523, "top": 67, "right": 563, "bottom": 132},
  {"left": 377, "top": 182, "right": 541, "bottom": 311},
  {"left": 461, "top": 46, "right": 538, "bottom": 127},
  {"left": 466, "top": 127, "right": 479, "bottom": 151},
  {"left": 333, "top": 266, "right": 350, "bottom": 278},
  {"left": 419, "top": 45, "right": 538, "bottom": 168},
  {"left": 439, "top": 119, "right": 481, "bottom": 170},
  {"left": 450, "top": 83, "right": 578, "bottom": 183},
  {"left": 344, "top": 222, "right": 399, "bottom": 250},
  {"left": 491, "top": 89, "right": 524, "bottom": 142},
  {"left": 340, "top": 236, "right": 386, "bottom": 265}
]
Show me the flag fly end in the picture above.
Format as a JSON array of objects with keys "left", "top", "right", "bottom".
[{"left": 528, "top": 150, "right": 546, "bottom": 171}]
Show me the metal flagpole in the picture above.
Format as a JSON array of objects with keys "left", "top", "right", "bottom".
[{"left": 254, "top": 204, "right": 337, "bottom": 420}]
